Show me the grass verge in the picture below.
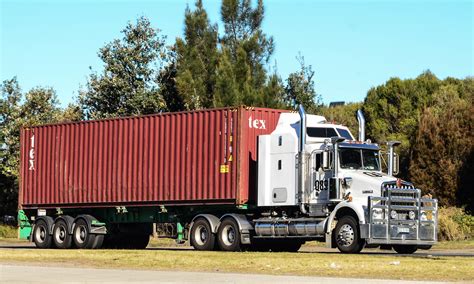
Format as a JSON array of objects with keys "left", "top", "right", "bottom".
[
  {"left": 0, "top": 225, "right": 17, "bottom": 238},
  {"left": 0, "top": 248, "right": 472, "bottom": 281}
]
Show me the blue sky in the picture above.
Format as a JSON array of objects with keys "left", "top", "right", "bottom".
[{"left": 1, "top": 0, "right": 472, "bottom": 106}]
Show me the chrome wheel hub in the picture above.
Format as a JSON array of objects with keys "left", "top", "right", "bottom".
[{"left": 337, "top": 224, "right": 355, "bottom": 247}]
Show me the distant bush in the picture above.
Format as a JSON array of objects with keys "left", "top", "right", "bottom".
[
  {"left": 0, "top": 224, "right": 17, "bottom": 238},
  {"left": 438, "top": 207, "right": 474, "bottom": 241}
]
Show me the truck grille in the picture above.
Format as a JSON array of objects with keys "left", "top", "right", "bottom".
[{"left": 367, "top": 181, "right": 438, "bottom": 244}]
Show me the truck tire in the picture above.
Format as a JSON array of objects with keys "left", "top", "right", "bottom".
[
  {"left": 33, "top": 219, "right": 53, "bottom": 249},
  {"left": 72, "top": 219, "right": 96, "bottom": 249},
  {"left": 190, "top": 218, "right": 216, "bottom": 251},
  {"left": 217, "top": 218, "right": 241, "bottom": 252},
  {"left": 393, "top": 245, "right": 417, "bottom": 254},
  {"left": 334, "top": 216, "right": 364, "bottom": 253},
  {"left": 52, "top": 219, "right": 73, "bottom": 249}
]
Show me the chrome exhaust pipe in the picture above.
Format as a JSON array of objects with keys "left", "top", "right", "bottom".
[
  {"left": 356, "top": 109, "right": 365, "bottom": 142},
  {"left": 298, "top": 104, "right": 307, "bottom": 214}
]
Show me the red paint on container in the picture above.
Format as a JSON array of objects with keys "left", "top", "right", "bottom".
[{"left": 19, "top": 107, "right": 286, "bottom": 209}]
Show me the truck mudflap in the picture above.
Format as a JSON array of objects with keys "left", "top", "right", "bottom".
[{"left": 367, "top": 183, "right": 438, "bottom": 246}]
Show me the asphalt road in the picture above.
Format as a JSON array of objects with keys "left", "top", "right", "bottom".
[{"left": 0, "top": 264, "right": 446, "bottom": 284}]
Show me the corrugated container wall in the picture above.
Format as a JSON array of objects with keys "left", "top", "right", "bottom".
[{"left": 20, "top": 107, "right": 284, "bottom": 209}]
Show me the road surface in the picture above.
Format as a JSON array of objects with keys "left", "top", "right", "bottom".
[{"left": 0, "top": 263, "right": 446, "bottom": 284}]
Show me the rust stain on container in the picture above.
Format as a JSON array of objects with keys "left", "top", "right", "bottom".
[{"left": 19, "top": 107, "right": 285, "bottom": 208}]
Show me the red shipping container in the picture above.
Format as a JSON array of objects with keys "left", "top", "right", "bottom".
[{"left": 19, "top": 107, "right": 285, "bottom": 209}]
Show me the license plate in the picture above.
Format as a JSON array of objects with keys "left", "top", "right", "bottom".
[{"left": 398, "top": 227, "right": 410, "bottom": 233}]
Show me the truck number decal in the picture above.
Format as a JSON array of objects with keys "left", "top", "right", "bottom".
[{"left": 314, "top": 179, "right": 328, "bottom": 192}]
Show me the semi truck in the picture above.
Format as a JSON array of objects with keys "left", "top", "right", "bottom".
[{"left": 18, "top": 106, "right": 438, "bottom": 253}]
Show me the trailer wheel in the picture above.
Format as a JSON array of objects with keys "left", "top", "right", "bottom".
[
  {"left": 334, "top": 216, "right": 364, "bottom": 253},
  {"left": 217, "top": 218, "right": 241, "bottom": 252},
  {"left": 190, "top": 218, "right": 216, "bottom": 251},
  {"left": 33, "top": 219, "right": 53, "bottom": 249},
  {"left": 72, "top": 219, "right": 96, "bottom": 249},
  {"left": 393, "top": 245, "right": 417, "bottom": 254},
  {"left": 52, "top": 219, "right": 73, "bottom": 249}
]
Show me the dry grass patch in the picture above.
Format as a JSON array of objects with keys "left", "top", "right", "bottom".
[{"left": 0, "top": 248, "right": 472, "bottom": 281}]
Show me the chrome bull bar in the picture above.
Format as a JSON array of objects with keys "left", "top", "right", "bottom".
[{"left": 367, "top": 185, "right": 438, "bottom": 245}]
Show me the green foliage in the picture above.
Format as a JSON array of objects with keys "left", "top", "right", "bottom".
[
  {"left": 284, "top": 55, "right": 321, "bottom": 114},
  {"left": 363, "top": 71, "right": 440, "bottom": 179},
  {"left": 409, "top": 81, "right": 473, "bottom": 207},
  {"left": 438, "top": 207, "right": 474, "bottom": 241},
  {"left": 320, "top": 102, "right": 362, "bottom": 135},
  {"left": 215, "top": 0, "right": 281, "bottom": 108},
  {"left": 175, "top": 0, "right": 219, "bottom": 110},
  {"left": 79, "top": 17, "right": 167, "bottom": 119}
]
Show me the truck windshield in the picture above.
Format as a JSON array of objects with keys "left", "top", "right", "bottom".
[{"left": 339, "top": 149, "right": 380, "bottom": 171}]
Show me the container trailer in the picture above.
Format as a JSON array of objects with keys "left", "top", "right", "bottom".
[{"left": 18, "top": 106, "right": 438, "bottom": 253}]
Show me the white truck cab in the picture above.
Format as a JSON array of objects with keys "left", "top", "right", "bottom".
[{"left": 256, "top": 106, "right": 438, "bottom": 254}]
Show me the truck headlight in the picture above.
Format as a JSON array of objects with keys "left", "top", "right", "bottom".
[
  {"left": 390, "top": 210, "right": 398, "bottom": 219},
  {"left": 372, "top": 208, "right": 383, "bottom": 220},
  {"left": 420, "top": 211, "right": 427, "bottom": 221},
  {"left": 408, "top": 210, "right": 416, "bottom": 220}
]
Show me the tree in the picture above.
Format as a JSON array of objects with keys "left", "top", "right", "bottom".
[
  {"left": 320, "top": 102, "right": 363, "bottom": 135},
  {"left": 362, "top": 71, "right": 440, "bottom": 178},
  {"left": 284, "top": 56, "right": 321, "bottom": 113},
  {"left": 0, "top": 77, "right": 22, "bottom": 177},
  {"left": 409, "top": 81, "right": 473, "bottom": 208},
  {"left": 175, "top": 0, "right": 219, "bottom": 110},
  {"left": 215, "top": 0, "right": 276, "bottom": 107},
  {"left": 79, "top": 17, "right": 167, "bottom": 119}
]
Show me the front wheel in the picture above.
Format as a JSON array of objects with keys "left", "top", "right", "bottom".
[
  {"left": 393, "top": 245, "right": 418, "bottom": 254},
  {"left": 334, "top": 216, "right": 364, "bottom": 253}
]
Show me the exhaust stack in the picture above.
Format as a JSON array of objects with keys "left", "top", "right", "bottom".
[
  {"left": 356, "top": 109, "right": 365, "bottom": 142},
  {"left": 298, "top": 105, "right": 307, "bottom": 213}
]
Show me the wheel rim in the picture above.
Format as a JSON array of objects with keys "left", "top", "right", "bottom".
[
  {"left": 337, "top": 224, "right": 355, "bottom": 247},
  {"left": 221, "top": 225, "right": 235, "bottom": 247},
  {"left": 35, "top": 225, "right": 47, "bottom": 244},
  {"left": 54, "top": 225, "right": 67, "bottom": 244},
  {"left": 75, "top": 225, "right": 87, "bottom": 244},
  {"left": 194, "top": 225, "right": 208, "bottom": 246}
]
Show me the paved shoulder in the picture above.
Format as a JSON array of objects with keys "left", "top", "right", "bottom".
[{"left": 0, "top": 264, "right": 445, "bottom": 284}]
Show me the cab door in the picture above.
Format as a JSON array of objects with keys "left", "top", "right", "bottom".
[{"left": 310, "top": 151, "right": 332, "bottom": 203}]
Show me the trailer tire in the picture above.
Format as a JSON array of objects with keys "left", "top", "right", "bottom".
[
  {"left": 190, "top": 218, "right": 216, "bottom": 251},
  {"left": 52, "top": 219, "right": 73, "bottom": 249},
  {"left": 334, "top": 216, "right": 364, "bottom": 253},
  {"left": 217, "top": 218, "right": 241, "bottom": 252},
  {"left": 72, "top": 219, "right": 96, "bottom": 249},
  {"left": 33, "top": 219, "right": 53, "bottom": 249},
  {"left": 393, "top": 245, "right": 417, "bottom": 254}
]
